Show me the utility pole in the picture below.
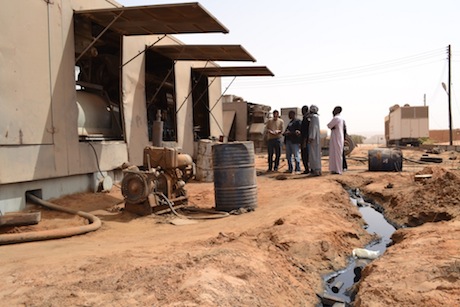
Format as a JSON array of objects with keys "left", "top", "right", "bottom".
[{"left": 448, "top": 45, "right": 453, "bottom": 146}]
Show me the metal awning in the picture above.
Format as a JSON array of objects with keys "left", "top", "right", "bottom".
[
  {"left": 149, "top": 45, "right": 256, "bottom": 61},
  {"left": 192, "top": 66, "right": 274, "bottom": 77},
  {"left": 74, "top": 2, "right": 229, "bottom": 35}
]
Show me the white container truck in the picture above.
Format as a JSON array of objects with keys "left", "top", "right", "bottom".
[{"left": 385, "top": 104, "right": 429, "bottom": 147}]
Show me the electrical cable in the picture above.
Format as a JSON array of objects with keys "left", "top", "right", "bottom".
[
  {"left": 157, "top": 192, "right": 229, "bottom": 220},
  {"left": 88, "top": 142, "right": 121, "bottom": 190},
  {"left": 88, "top": 142, "right": 105, "bottom": 179},
  {"left": 224, "top": 48, "right": 447, "bottom": 88},
  {"left": 230, "top": 59, "right": 446, "bottom": 88}
]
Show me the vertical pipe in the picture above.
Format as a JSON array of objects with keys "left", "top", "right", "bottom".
[
  {"left": 152, "top": 110, "right": 164, "bottom": 147},
  {"left": 448, "top": 45, "right": 453, "bottom": 145}
]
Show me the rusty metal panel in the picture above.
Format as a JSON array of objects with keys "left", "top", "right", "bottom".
[
  {"left": 401, "top": 107, "right": 414, "bottom": 118},
  {"left": 415, "top": 106, "right": 429, "bottom": 118},
  {"left": 401, "top": 106, "right": 428, "bottom": 118},
  {"left": 150, "top": 45, "right": 256, "bottom": 62},
  {"left": 75, "top": 2, "right": 228, "bottom": 35},
  {"left": 223, "top": 110, "right": 236, "bottom": 138},
  {"left": 0, "top": 1, "right": 54, "bottom": 145},
  {"left": 193, "top": 66, "right": 274, "bottom": 77}
]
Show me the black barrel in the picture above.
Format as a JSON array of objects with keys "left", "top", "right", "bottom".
[
  {"left": 212, "top": 142, "right": 257, "bottom": 212},
  {"left": 368, "top": 148, "right": 403, "bottom": 171}
]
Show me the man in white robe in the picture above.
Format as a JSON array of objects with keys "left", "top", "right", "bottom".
[{"left": 327, "top": 106, "right": 345, "bottom": 174}]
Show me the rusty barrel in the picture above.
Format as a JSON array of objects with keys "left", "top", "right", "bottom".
[
  {"left": 368, "top": 148, "right": 403, "bottom": 171},
  {"left": 212, "top": 142, "right": 257, "bottom": 212}
]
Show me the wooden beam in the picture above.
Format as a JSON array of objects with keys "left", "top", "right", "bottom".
[{"left": 0, "top": 212, "right": 41, "bottom": 227}]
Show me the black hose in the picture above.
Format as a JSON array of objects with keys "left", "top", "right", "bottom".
[
  {"left": 403, "top": 157, "right": 432, "bottom": 164},
  {"left": 157, "top": 193, "right": 229, "bottom": 220}
]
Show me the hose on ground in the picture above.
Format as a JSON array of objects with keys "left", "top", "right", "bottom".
[
  {"left": 403, "top": 157, "right": 432, "bottom": 164},
  {"left": 0, "top": 193, "right": 101, "bottom": 245},
  {"left": 157, "top": 192, "right": 230, "bottom": 220}
]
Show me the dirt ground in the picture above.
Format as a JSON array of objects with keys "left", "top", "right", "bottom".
[{"left": 0, "top": 144, "right": 459, "bottom": 306}]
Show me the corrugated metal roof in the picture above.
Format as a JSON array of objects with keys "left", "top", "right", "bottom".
[
  {"left": 193, "top": 66, "right": 274, "bottom": 77},
  {"left": 149, "top": 45, "right": 256, "bottom": 61},
  {"left": 75, "top": 2, "right": 229, "bottom": 35}
]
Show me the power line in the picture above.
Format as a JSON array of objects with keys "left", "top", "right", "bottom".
[
  {"left": 229, "top": 59, "right": 445, "bottom": 88},
  {"left": 224, "top": 48, "right": 447, "bottom": 88},
  {"left": 284, "top": 47, "right": 444, "bottom": 79}
]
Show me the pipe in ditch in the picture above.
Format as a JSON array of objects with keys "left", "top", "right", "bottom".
[
  {"left": 0, "top": 193, "right": 101, "bottom": 245},
  {"left": 331, "top": 281, "right": 344, "bottom": 293}
]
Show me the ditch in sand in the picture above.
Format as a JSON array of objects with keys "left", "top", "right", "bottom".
[{"left": 0, "top": 145, "right": 459, "bottom": 306}]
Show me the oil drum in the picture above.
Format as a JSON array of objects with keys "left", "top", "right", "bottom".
[
  {"left": 368, "top": 148, "right": 403, "bottom": 171},
  {"left": 196, "top": 139, "right": 217, "bottom": 182},
  {"left": 212, "top": 142, "right": 257, "bottom": 212}
]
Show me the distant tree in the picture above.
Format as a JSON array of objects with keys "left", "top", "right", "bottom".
[
  {"left": 350, "top": 134, "right": 366, "bottom": 144},
  {"left": 419, "top": 137, "right": 434, "bottom": 145}
]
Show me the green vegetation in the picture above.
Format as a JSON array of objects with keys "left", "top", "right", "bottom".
[{"left": 419, "top": 137, "right": 434, "bottom": 145}]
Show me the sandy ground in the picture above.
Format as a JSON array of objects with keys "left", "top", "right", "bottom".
[{"left": 0, "top": 144, "right": 459, "bottom": 306}]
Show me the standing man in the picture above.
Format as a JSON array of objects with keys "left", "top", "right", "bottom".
[
  {"left": 327, "top": 106, "right": 345, "bottom": 174},
  {"left": 308, "top": 105, "right": 322, "bottom": 176},
  {"left": 300, "top": 105, "right": 310, "bottom": 174},
  {"left": 265, "top": 110, "right": 284, "bottom": 172},
  {"left": 283, "top": 110, "right": 302, "bottom": 174},
  {"left": 343, "top": 122, "right": 348, "bottom": 171}
]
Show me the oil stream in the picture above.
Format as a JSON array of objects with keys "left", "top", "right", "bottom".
[{"left": 318, "top": 188, "right": 397, "bottom": 306}]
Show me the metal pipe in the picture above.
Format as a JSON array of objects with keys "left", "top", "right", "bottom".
[{"left": 331, "top": 281, "right": 344, "bottom": 293}]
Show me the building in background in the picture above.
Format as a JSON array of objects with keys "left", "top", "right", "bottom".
[
  {"left": 0, "top": 0, "right": 273, "bottom": 212},
  {"left": 429, "top": 129, "right": 460, "bottom": 144},
  {"left": 222, "top": 95, "right": 271, "bottom": 153}
]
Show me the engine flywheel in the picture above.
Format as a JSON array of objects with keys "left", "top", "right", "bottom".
[{"left": 121, "top": 171, "right": 151, "bottom": 204}]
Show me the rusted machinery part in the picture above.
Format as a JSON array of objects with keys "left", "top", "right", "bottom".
[
  {"left": 157, "top": 193, "right": 230, "bottom": 220},
  {"left": 0, "top": 193, "right": 101, "bottom": 245},
  {"left": 344, "top": 135, "right": 356, "bottom": 156}
]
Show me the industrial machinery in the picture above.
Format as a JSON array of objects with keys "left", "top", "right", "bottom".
[
  {"left": 385, "top": 104, "right": 429, "bottom": 147},
  {"left": 121, "top": 146, "right": 195, "bottom": 216},
  {"left": 320, "top": 130, "right": 356, "bottom": 156},
  {"left": 222, "top": 95, "right": 271, "bottom": 153}
]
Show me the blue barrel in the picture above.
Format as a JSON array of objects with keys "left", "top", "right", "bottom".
[
  {"left": 368, "top": 148, "right": 403, "bottom": 171},
  {"left": 212, "top": 142, "right": 257, "bottom": 212}
]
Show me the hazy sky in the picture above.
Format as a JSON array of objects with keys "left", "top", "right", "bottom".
[{"left": 119, "top": 0, "right": 460, "bottom": 136}]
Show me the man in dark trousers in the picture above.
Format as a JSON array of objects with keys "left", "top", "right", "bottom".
[
  {"left": 283, "top": 110, "right": 302, "bottom": 174},
  {"left": 264, "top": 110, "right": 284, "bottom": 172},
  {"left": 343, "top": 122, "right": 348, "bottom": 171},
  {"left": 300, "top": 105, "right": 310, "bottom": 174}
]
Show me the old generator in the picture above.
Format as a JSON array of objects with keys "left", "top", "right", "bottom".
[{"left": 121, "top": 146, "right": 195, "bottom": 215}]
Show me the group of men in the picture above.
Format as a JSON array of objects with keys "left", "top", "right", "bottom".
[{"left": 265, "top": 106, "right": 347, "bottom": 176}]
